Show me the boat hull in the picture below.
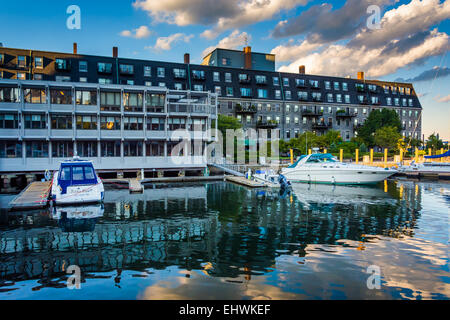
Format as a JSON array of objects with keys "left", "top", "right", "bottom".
[
  {"left": 282, "top": 168, "right": 396, "bottom": 185},
  {"left": 51, "top": 173, "right": 104, "bottom": 205}
]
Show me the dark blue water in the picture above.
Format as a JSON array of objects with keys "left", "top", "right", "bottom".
[{"left": 0, "top": 180, "right": 448, "bottom": 300}]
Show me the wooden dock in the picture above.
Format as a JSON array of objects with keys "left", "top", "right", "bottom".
[
  {"left": 225, "top": 176, "right": 267, "bottom": 188},
  {"left": 9, "top": 181, "right": 52, "bottom": 211}
]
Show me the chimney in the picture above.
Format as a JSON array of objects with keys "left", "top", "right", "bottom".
[
  {"left": 357, "top": 71, "right": 365, "bottom": 80},
  {"left": 73, "top": 42, "right": 78, "bottom": 55},
  {"left": 184, "top": 53, "right": 190, "bottom": 64},
  {"left": 244, "top": 46, "right": 252, "bottom": 69},
  {"left": 299, "top": 65, "right": 305, "bottom": 74},
  {"left": 113, "top": 46, "right": 118, "bottom": 58}
]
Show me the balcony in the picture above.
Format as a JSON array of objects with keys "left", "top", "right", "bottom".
[
  {"left": 235, "top": 104, "right": 257, "bottom": 114},
  {"left": 312, "top": 122, "right": 331, "bottom": 130},
  {"left": 302, "top": 109, "right": 323, "bottom": 117},
  {"left": 257, "top": 120, "right": 278, "bottom": 129},
  {"left": 336, "top": 110, "right": 357, "bottom": 118}
]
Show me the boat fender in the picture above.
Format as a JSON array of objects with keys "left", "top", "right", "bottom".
[{"left": 44, "top": 170, "right": 51, "bottom": 181}]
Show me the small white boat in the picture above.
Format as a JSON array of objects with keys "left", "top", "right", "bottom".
[
  {"left": 252, "top": 169, "right": 291, "bottom": 188},
  {"left": 51, "top": 158, "right": 104, "bottom": 205},
  {"left": 281, "top": 153, "right": 397, "bottom": 185},
  {"left": 398, "top": 161, "right": 450, "bottom": 174}
]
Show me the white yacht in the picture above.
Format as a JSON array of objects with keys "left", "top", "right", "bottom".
[
  {"left": 281, "top": 153, "right": 397, "bottom": 185},
  {"left": 51, "top": 158, "right": 104, "bottom": 205}
]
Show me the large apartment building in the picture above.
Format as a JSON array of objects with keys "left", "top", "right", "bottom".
[{"left": 0, "top": 44, "right": 422, "bottom": 173}]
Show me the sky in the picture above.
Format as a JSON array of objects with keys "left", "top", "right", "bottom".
[{"left": 0, "top": 0, "right": 449, "bottom": 140}]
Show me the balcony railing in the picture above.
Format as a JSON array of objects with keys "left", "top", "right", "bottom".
[
  {"left": 336, "top": 110, "right": 357, "bottom": 118},
  {"left": 302, "top": 110, "right": 323, "bottom": 117},
  {"left": 256, "top": 120, "right": 278, "bottom": 129},
  {"left": 235, "top": 104, "right": 257, "bottom": 113},
  {"left": 312, "top": 122, "right": 331, "bottom": 130}
]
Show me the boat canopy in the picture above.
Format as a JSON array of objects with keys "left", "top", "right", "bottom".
[
  {"left": 288, "top": 155, "right": 308, "bottom": 168},
  {"left": 306, "top": 153, "right": 338, "bottom": 163},
  {"left": 425, "top": 150, "right": 450, "bottom": 159},
  {"left": 58, "top": 161, "right": 99, "bottom": 194}
]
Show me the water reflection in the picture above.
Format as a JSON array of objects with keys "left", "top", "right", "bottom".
[{"left": 0, "top": 181, "right": 448, "bottom": 300}]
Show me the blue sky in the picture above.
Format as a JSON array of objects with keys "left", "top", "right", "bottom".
[{"left": 1, "top": 0, "right": 449, "bottom": 139}]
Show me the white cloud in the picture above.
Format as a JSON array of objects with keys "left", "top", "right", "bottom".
[
  {"left": 278, "top": 29, "right": 449, "bottom": 78},
  {"left": 273, "top": 0, "right": 450, "bottom": 78},
  {"left": 151, "top": 33, "right": 194, "bottom": 51},
  {"left": 133, "top": 0, "right": 308, "bottom": 39},
  {"left": 201, "top": 30, "right": 251, "bottom": 58},
  {"left": 435, "top": 94, "right": 450, "bottom": 103},
  {"left": 120, "top": 26, "right": 152, "bottom": 39}
]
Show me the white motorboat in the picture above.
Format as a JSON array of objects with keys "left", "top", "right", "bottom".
[
  {"left": 398, "top": 161, "right": 450, "bottom": 174},
  {"left": 51, "top": 158, "right": 104, "bottom": 205},
  {"left": 252, "top": 169, "right": 291, "bottom": 188},
  {"left": 281, "top": 153, "right": 397, "bottom": 185}
]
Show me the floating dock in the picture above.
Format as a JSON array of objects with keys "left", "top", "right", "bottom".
[
  {"left": 396, "top": 171, "right": 450, "bottom": 180},
  {"left": 225, "top": 176, "right": 267, "bottom": 188},
  {"left": 9, "top": 181, "right": 52, "bottom": 210}
]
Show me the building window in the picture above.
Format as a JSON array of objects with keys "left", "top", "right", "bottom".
[
  {"left": 286, "top": 117, "right": 290, "bottom": 125},
  {"left": 145, "top": 81, "right": 152, "bottom": 87},
  {"left": 408, "top": 99, "right": 413, "bottom": 107},
  {"left": 312, "top": 92, "right": 321, "bottom": 101},
  {"left": 298, "top": 91, "right": 308, "bottom": 101},
  {"left": 257, "top": 89, "right": 268, "bottom": 99},
  {"left": 50, "top": 89, "right": 72, "bottom": 104},
  {"left": 402, "top": 98, "right": 407, "bottom": 106},
  {"left": 174, "top": 83, "right": 183, "bottom": 90},
  {"left": 98, "top": 63, "right": 112, "bottom": 74},
  {"left": 240, "top": 88, "right": 252, "bottom": 97},
  {"left": 144, "top": 66, "right": 152, "bottom": 77},
  {"left": 119, "top": 64, "right": 134, "bottom": 75},
  {"left": 296, "top": 79, "right": 305, "bottom": 87},
  {"left": 55, "top": 76, "right": 71, "bottom": 82},
  {"left": 101, "top": 141, "right": 121, "bottom": 157},
  {"left": 327, "top": 93, "right": 333, "bottom": 102},
  {"left": 215, "top": 86, "right": 222, "bottom": 96},
  {"left": 0, "top": 53, "right": 4, "bottom": 64},
  {"left": 157, "top": 67, "right": 165, "bottom": 77},
  {"left": 0, "top": 114, "right": 19, "bottom": 129},
  {"left": 158, "top": 82, "right": 166, "bottom": 87},
  {"left": 395, "top": 98, "right": 400, "bottom": 106},
  {"left": 192, "top": 70, "right": 205, "bottom": 80},
  {"left": 274, "top": 90, "right": 281, "bottom": 99},
  {"left": 35, "top": 57, "right": 43, "bottom": 69},
  {"left": 99, "top": 78, "right": 113, "bottom": 84},
  {"left": 79, "top": 61, "right": 88, "bottom": 73},
  {"left": 168, "top": 117, "right": 186, "bottom": 130},
  {"left": 285, "top": 91, "right": 292, "bottom": 100},
  {"left": 51, "top": 115, "right": 72, "bottom": 129},
  {"left": 24, "top": 88, "right": 46, "bottom": 104},
  {"left": 100, "top": 91, "right": 121, "bottom": 111},
  {"left": 26, "top": 141, "right": 48, "bottom": 158},
  {"left": 222, "top": 58, "right": 230, "bottom": 66},
  {"left": 371, "top": 96, "right": 379, "bottom": 104},
  {"left": 76, "top": 115, "right": 97, "bottom": 130},
  {"left": 387, "top": 97, "right": 392, "bottom": 105},
  {"left": 173, "top": 68, "right": 187, "bottom": 79},
  {"left": 123, "top": 117, "right": 143, "bottom": 130},
  {"left": 193, "top": 84, "right": 204, "bottom": 91},
  {"left": 100, "top": 116, "right": 120, "bottom": 130},
  {"left": 55, "top": 58, "right": 70, "bottom": 71},
  {"left": 325, "top": 81, "right": 331, "bottom": 90},
  {"left": 213, "top": 72, "right": 220, "bottom": 82},
  {"left": 17, "top": 72, "right": 26, "bottom": 80},
  {"left": 52, "top": 141, "right": 74, "bottom": 158},
  {"left": 256, "top": 75, "right": 266, "bottom": 84},
  {"left": 283, "top": 78, "right": 289, "bottom": 86},
  {"left": 273, "top": 77, "right": 280, "bottom": 86},
  {"left": 0, "top": 87, "right": 20, "bottom": 103},
  {"left": 146, "top": 141, "right": 164, "bottom": 157},
  {"left": 225, "top": 73, "right": 232, "bottom": 82},
  {"left": 334, "top": 82, "right": 340, "bottom": 90},
  {"left": 309, "top": 80, "right": 319, "bottom": 88},
  {"left": 123, "top": 92, "right": 143, "bottom": 112},
  {"left": 226, "top": 87, "right": 233, "bottom": 97},
  {"left": 336, "top": 94, "right": 342, "bottom": 103},
  {"left": 17, "top": 56, "right": 27, "bottom": 68},
  {"left": 79, "top": 77, "right": 87, "bottom": 82},
  {"left": 146, "top": 93, "right": 165, "bottom": 113},
  {"left": 0, "top": 141, "right": 22, "bottom": 158},
  {"left": 77, "top": 141, "right": 97, "bottom": 157},
  {"left": 34, "top": 74, "right": 43, "bottom": 81},
  {"left": 342, "top": 82, "right": 348, "bottom": 91},
  {"left": 76, "top": 90, "right": 97, "bottom": 105},
  {"left": 147, "top": 117, "right": 165, "bottom": 131}
]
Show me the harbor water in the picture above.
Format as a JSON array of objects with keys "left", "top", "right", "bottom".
[{"left": 0, "top": 180, "right": 448, "bottom": 300}]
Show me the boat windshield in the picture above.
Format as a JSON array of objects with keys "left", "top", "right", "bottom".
[
  {"left": 306, "top": 154, "right": 338, "bottom": 163},
  {"left": 288, "top": 155, "right": 308, "bottom": 168}
]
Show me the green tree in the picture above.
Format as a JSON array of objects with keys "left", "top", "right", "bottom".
[
  {"left": 217, "top": 114, "right": 242, "bottom": 137},
  {"left": 373, "top": 126, "right": 402, "bottom": 150},
  {"left": 358, "top": 109, "right": 402, "bottom": 147},
  {"left": 426, "top": 134, "right": 444, "bottom": 153}
]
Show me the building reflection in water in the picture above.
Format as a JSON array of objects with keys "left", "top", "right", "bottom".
[{"left": 0, "top": 181, "right": 425, "bottom": 291}]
